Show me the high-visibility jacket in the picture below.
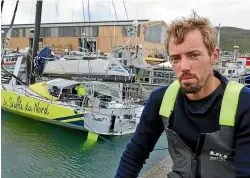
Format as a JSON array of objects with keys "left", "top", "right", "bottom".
[
  {"left": 159, "top": 80, "right": 244, "bottom": 178},
  {"left": 75, "top": 85, "right": 87, "bottom": 96}
]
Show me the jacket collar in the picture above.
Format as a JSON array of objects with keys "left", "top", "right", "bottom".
[{"left": 214, "top": 70, "right": 229, "bottom": 89}]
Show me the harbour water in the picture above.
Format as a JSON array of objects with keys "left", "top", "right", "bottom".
[{"left": 1, "top": 111, "right": 169, "bottom": 178}]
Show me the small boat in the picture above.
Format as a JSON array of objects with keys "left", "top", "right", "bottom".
[{"left": 1, "top": 53, "right": 26, "bottom": 72}]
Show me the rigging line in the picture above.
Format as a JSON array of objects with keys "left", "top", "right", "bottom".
[
  {"left": 39, "top": 1, "right": 58, "bottom": 53},
  {"left": 81, "top": 0, "right": 97, "bottom": 54},
  {"left": 81, "top": 0, "right": 94, "bottom": 58},
  {"left": 111, "top": 0, "right": 126, "bottom": 45},
  {"left": 1, "top": 83, "right": 6, "bottom": 90},
  {"left": 55, "top": 0, "right": 60, "bottom": 52},
  {"left": 192, "top": 10, "right": 215, "bottom": 28},
  {"left": 87, "top": 0, "right": 93, "bottom": 83},
  {"left": 71, "top": 0, "right": 75, "bottom": 47},
  {"left": 87, "top": 0, "right": 91, "bottom": 42},
  {"left": 46, "top": 11, "right": 53, "bottom": 46},
  {"left": 2, "top": 0, "right": 19, "bottom": 55},
  {"left": 86, "top": 0, "right": 97, "bottom": 53},
  {"left": 86, "top": 0, "right": 97, "bottom": 101},
  {"left": 108, "top": 0, "right": 113, "bottom": 51},
  {"left": 81, "top": 0, "right": 85, "bottom": 54},
  {"left": 1, "top": 65, "right": 28, "bottom": 86},
  {"left": 56, "top": 0, "right": 59, "bottom": 20},
  {"left": 6, "top": 0, "right": 19, "bottom": 40},
  {"left": 122, "top": 0, "right": 129, "bottom": 20},
  {"left": 81, "top": 0, "right": 85, "bottom": 52},
  {"left": 95, "top": 3, "right": 111, "bottom": 51},
  {"left": 81, "top": 0, "right": 85, "bottom": 22}
]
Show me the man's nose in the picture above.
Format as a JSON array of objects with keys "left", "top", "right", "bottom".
[{"left": 180, "top": 57, "right": 191, "bottom": 72}]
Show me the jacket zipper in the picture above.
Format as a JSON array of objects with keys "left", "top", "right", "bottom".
[
  {"left": 171, "top": 130, "right": 195, "bottom": 178},
  {"left": 194, "top": 134, "right": 203, "bottom": 178},
  {"left": 170, "top": 129, "right": 201, "bottom": 178}
]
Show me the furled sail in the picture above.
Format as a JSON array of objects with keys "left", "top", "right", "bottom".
[{"left": 42, "top": 58, "right": 130, "bottom": 77}]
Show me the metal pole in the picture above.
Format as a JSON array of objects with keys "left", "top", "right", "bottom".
[
  {"left": 1, "top": 0, "right": 4, "bottom": 14},
  {"left": 6, "top": 0, "right": 19, "bottom": 40},
  {"left": 217, "top": 23, "right": 220, "bottom": 49},
  {"left": 30, "top": 0, "right": 43, "bottom": 84}
]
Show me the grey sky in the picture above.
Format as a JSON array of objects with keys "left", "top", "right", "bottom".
[{"left": 1, "top": 0, "right": 250, "bottom": 29}]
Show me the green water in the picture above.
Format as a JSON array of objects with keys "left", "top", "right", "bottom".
[{"left": 1, "top": 111, "right": 169, "bottom": 178}]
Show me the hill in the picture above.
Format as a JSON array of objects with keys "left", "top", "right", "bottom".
[{"left": 217, "top": 26, "right": 250, "bottom": 53}]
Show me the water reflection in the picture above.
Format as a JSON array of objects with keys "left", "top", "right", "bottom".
[{"left": 2, "top": 111, "right": 168, "bottom": 178}]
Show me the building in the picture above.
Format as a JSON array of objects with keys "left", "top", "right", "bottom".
[{"left": 1, "top": 19, "right": 167, "bottom": 57}]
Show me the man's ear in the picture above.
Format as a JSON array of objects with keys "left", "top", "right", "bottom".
[{"left": 211, "top": 48, "right": 220, "bottom": 65}]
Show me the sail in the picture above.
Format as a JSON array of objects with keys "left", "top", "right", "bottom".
[{"left": 42, "top": 58, "right": 130, "bottom": 77}]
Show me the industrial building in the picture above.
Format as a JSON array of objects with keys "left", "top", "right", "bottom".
[{"left": 1, "top": 19, "right": 167, "bottom": 58}]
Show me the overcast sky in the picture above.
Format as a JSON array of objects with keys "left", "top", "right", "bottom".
[{"left": 1, "top": 0, "right": 250, "bottom": 29}]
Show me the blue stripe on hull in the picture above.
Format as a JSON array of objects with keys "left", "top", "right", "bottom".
[
  {"left": 68, "top": 120, "right": 84, "bottom": 126},
  {"left": 54, "top": 113, "right": 85, "bottom": 121}
]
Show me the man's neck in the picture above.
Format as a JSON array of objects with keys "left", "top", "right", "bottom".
[{"left": 186, "top": 75, "right": 221, "bottom": 100}]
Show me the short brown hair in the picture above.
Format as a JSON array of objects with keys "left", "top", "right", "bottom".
[{"left": 165, "top": 17, "right": 216, "bottom": 56}]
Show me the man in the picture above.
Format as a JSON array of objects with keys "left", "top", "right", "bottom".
[
  {"left": 74, "top": 84, "right": 88, "bottom": 106},
  {"left": 75, "top": 84, "right": 87, "bottom": 97},
  {"left": 115, "top": 17, "right": 250, "bottom": 178}
]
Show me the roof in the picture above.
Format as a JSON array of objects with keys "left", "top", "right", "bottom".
[
  {"left": 1, "top": 19, "right": 150, "bottom": 29},
  {"left": 142, "top": 20, "right": 168, "bottom": 27},
  {"left": 46, "top": 78, "right": 81, "bottom": 88}
]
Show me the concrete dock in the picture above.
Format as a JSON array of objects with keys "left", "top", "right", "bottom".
[{"left": 141, "top": 156, "right": 173, "bottom": 178}]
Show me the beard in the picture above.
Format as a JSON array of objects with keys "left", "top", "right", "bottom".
[
  {"left": 178, "top": 72, "right": 203, "bottom": 94},
  {"left": 180, "top": 82, "right": 202, "bottom": 94}
]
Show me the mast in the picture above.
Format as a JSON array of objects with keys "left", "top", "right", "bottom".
[
  {"left": 5, "top": 0, "right": 19, "bottom": 41},
  {"left": 30, "top": 0, "right": 43, "bottom": 84},
  {"left": 2, "top": 0, "right": 19, "bottom": 58},
  {"left": 217, "top": 23, "right": 220, "bottom": 49},
  {"left": 1, "top": 0, "right": 4, "bottom": 14}
]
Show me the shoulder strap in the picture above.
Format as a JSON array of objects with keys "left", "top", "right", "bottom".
[
  {"left": 159, "top": 80, "right": 244, "bottom": 125},
  {"left": 219, "top": 81, "right": 244, "bottom": 126},
  {"left": 159, "top": 80, "right": 180, "bottom": 118}
]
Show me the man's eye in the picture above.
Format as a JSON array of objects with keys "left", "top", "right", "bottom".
[
  {"left": 190, "top": 53, "right": 200, "bottom": 59},
  {"left": 192, "top": 54, "right": 199, "bottom": 57},
  {"left": 170, "top": 57, "right": 180, "bottom": 63}
]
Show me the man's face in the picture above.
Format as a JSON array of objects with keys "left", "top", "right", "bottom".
[{"left": 168, "top": 29, "right": 219, "bottom": 94}]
